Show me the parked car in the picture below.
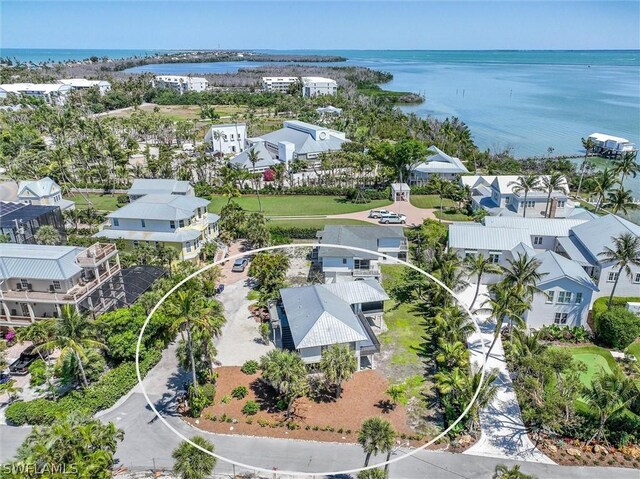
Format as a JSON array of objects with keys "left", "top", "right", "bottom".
[
  {"left": 231, "top": 258, "right": 249, "bottom": 272},
  {"left": 368, "top": 209, "right": 391, "bottom": 219},
  {"left": 0, "top": 372, "right": 10, "bottom": 384},
  {"left": 9, "top": 345, "right": 42, "bottom": 376},
  {"left": 379, "top": 213, "right": 406, "bottom": 224}
]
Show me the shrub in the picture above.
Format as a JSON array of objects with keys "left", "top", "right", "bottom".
[
  {"left": 240, "top": 360, "right": 259, "bottom": 375},
  {"left": 231, "top": 385, "right": 248, "bottom": 400},
  {"left": 187, "top": 384, "right": 215, "bottom": 418},
  {"left": 5, "top": 350, "right": 161, "bottom": 426},
  {"left": 28, "top": 359, "right": 47, "bottom": 387},
  {"left": 221, "top": 395, "right": 231, "bottom": 404},
  {"left": 257, "top": 418, "right": 269, "bottom": 427},
  {"left": 267, "top": 225, "right": 318, "bottom": 239},
  {"left": 595, "top": 307, "right": 640, "bottom": 350},
  {"left": 593, "top": 296, "right": 640, "bottom": 320},
  {"left": 287, "top": 421, "right": 300, "bottom": 430},
  {"left": 200, "top": 383, "right": 217, "bottom": 403},
  {"left": 242, "top": 400, "right": 259, "bottom": 416}
]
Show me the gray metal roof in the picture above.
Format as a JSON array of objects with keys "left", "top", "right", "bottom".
[
  {"left": 0, "top": 244, "right": 83, "bottom": 281},
  {"left": 556, "top": 236, "right": 596, "bottom": 266},
  {"left": 280, "top": 284, "right": 369, "bottom": 349},
  {"left": 449, "top": 223, "right": 533, "bottom": 250},
  {"left": 318, "top": 225, "right": 406, "bottom": 259},
  {"left": 484, "top": 217, "right": 589, "bottom": 238},
  {"left": 94, "top": 228, "right": 201, "bottom": 243},
  {"left": 108, "top": 195, "right": 209, "bottom": 221},
  {"left": 128, "top": 179, "right": 192, "bottom": 196},
  {"left": 207, "top": 213, "right": 220, "bottom": 224},
  {"left": 322, "top": 279, "right": 389, "bottom": 305},
  {"left": 535, "top": 250, "right": 598, "bottom": 291},
  {"left": 570, "top": 214, "right": 640, "bottom": 261},
  {"left": 259, "top": 124, "right": 346, "bottom": 155},
  {"left": 510, "top": 242, "right": 537, "bottom": 259},
  {"left": 17, "top": 177, "right": 59, "bottom": 198},
  {"left": 229, "top": 143, "right": 279, "bottom": 170},
  {"left": 413, "top": 146, "right": 469, "bottom": 174}
]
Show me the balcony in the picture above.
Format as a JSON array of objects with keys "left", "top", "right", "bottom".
[
  {"left": 352, "top": 267, "right": 380, "bottom": 277},
  {"left": 76, "top": 243, "right": 117, "bottom": 267}
]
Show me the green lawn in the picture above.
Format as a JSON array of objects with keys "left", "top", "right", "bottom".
[
  {"left": 562, "top": 345, "right": 618, "bottom": 388},
  {"left": 410, "top": 195, "right": 455, "bottom": 209},
  {"left": 267, "top": 218, "right": 370, "bottom": 229},
  {"left": 69, "top": 193, "right": 120, "bottom": 211},
  {"left": 208, "top": 195, "right": 392, "bottom": 216},
  {"left": 433, "top": 209, "right": 473, "bottom": 222}
]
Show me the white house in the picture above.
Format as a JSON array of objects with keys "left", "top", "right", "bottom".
[
  {"left": 247, "top": 120, "right": 347, "bottom": 168},
  {"left": 229, "top": 141, "right": 279, "bottom": 173},
  {"left": 57, "top": 78, "right": 111, "bottom": 95},
  {"left": 302, "top": 77, "right": 337, "bottom": 97},
  {"left": 588, "top": 132, "right": 637, "bottom": 158},
  {"left": 269, "top": 279, "right": 388, "bottom": 369},
  {"left": 0, "top": 83, "right": 72, "bottom": 105},
  {"left": 127, "top": 179, "right": 194, "bottom": 201},
  {"left": 204, "top": 123, "right": 247, "bottom": 155},
  {"left": 462, "top": 174, "right": 575, "bottom": 218},
  {"left": 17, "top": 177, "right": 75, "bottom": 211},
  {"left": 0, "top": 243, "right": 125, "bottom": 326},
  {"left": 262, "top": 77, "right": 298, "bottom": 93},
  {"left": 94, "top": 195, "right": 219, "bottom": 261},
  {"left": 152, "top": 75, "right": 208, "bottom": 94},
  {"left": 409, "top": 147, "right": 469, "bottom": 184},
  {"left": 315, "top": 225, "right": 408, "bottom": 283}
]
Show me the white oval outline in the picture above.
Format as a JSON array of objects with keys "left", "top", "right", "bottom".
[{"left": 135, "top": 243, "right": 488, "bottom": 475}]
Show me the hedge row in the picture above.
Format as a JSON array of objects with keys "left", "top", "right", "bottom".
[
  {"left": 5, "top": 350, "right": 162, "bottom": 426},
  {"left": 592, "top": 296, "right": 640, "bottom": 321},
  {"left": 209, "top": 185, "right": 390, "bottom": 199},
  {"left": 267, "top": 225, "right": 318, "bottom": 239}
]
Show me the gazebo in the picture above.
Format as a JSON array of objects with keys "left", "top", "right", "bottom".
[{"left": 390, "top": 183, "right": 410, "bottom": 202}]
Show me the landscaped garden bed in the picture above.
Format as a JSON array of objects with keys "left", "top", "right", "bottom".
[
  {"left": 536, "top": 438, "right": 640, "bottom": 468},
  {"left": 185, "top": 366, "right": 425, "bottom": 444}
]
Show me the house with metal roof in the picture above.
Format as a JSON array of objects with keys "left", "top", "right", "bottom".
[
  {"left": 127, "top": 179, "right": 194, "bottom": 201},
  {"left": 17, "top": 177, "right": 75, "bottom": 211},
  {"left": 0, "top": 243, "right": 125, "bottom": 327},
  {"left": 409, "top": 146, "right": 469, "bottom": 184},
  {"left": 269, "top": 279, "right": 388, "bottom": 369},
  {"left": 0, "top": 202, "right": 66, "bottom": 245},
  {"left": 462, "top": 174, "right": 576, "bottom": 218},
  {"left": 315, "top": 225, "right": 408, "bottom": 283},
  {"left": 247, "top": 120, "right": 347, "bottom": 168},
  {"left": 588, "top": 132, "right": 637, "bottom": 159},
  {"left": 204, "top": 123, "right": 247, "bottom": 155},
  {"left": 94, "top": 195, "right": 219, "bottom": 261},
  {"left": 229, "top": 141, "right": 279, "bottom": 173},
  {"left": 57, "top": 79, "right": 111, "bottom": 95}
]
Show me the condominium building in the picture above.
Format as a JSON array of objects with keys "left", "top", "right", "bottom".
[
  {"left": 0, "top": 83, "right": 72, "bottom": 105},
  {"left": 152, "top": 75, "right": 208, "bottom": 94},
  {"left": 57, "top": 79, "right": 112, "bottom": 95},
  {"left": 301, "top": 77, "right": 337, "bottom": 97},
  {"left": 261, "top": 77, "right": 298, "bottom": 93},
  {"left": 0, "top": 243, "right": 125, "bottom": 327},
  {"left": 95, "top": 195, "right": 220, "bottom": 261},
  {"left": 204, "top": 123, "right": 247, "bottom": 155}
]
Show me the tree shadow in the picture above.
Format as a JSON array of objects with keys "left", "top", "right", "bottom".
[{"left": 375, "top": 399, "right": 394, "bottom": 414}]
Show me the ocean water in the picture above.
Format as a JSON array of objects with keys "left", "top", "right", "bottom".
[{"left": 0, "top": 48, "right": 164, "bottom": 63}]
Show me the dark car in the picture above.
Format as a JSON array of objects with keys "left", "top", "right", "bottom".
[
  {"left": 9, "top": 345, "right": 42, "bottom": 376},
  {"left": 231, "top": 258, "right": 249, "bottom": 272}
]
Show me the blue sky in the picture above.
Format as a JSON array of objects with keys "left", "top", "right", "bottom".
[{"left": 2, "top": 1, "right": 639, "bottom": 50}]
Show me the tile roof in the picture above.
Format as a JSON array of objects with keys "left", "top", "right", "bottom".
[{"left": 0, "top": 244, "right": 83, "bottom": 281}]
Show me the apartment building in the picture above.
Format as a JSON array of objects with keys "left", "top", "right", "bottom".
[
  {"left": 152, "top": 75, "right": 208, "bottom": 94},
  {"left": 57, "top": 78, "right": 112, "bottom": 95},
  {"left": 261, "top": 77, "right": 298, "bottom": 93},
  {"left": 301, "top": 77, "right": 337, "bottom": 97},
  {"left": 0, "top": 83, "right": 72, "bottom": 105},
  {"left": 0, "top": 243, "right": 125, "bottom": 327}
]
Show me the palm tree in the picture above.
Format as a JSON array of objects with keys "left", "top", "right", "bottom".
[
  {"left": 540, "top": 173, "right": 566, "bottom": 218},
  {"left": 172, "top": 436, "right": 217, "bottom": 479},
  {"left": 169, "top": 290, "right": 209, "bottom": 389},
  {"left": 598, "top": 232, "right": 640, "bottom": 308},
  {"left": 501, "top": 254, "right": 545, "bottom": 303},
  {"left": 612, "top": 151, "right": 639, "bottom": 185},
  {"left": 593, "top": 168, "right": 617, "bottom": 212},
  {"left": 34, "top": 225, "right": 60, "bottom": 245},
  {"left": 431, "top": 305, "right": 475, "bottom": 344},
  {"left": 584, "top": 369, "right": 636, "bottom": 446},
  {"left": 318, "top": 344, "right": 358, "bottom": 398},
  {"left": 482, "top": 283, "right": 528, "bottom": 358},
  {"left": 577, "top": 137, "right": 596, "bottom": 199},
  {"left": 435, "top": 339, "right": 469, "bottom": 370},
  {"left": 34, "top": 305, "right": 106, "bottom": 388},
  {"left": 433, "top": 367, "right": 467, "bottom": 397},
  {"left": 463, "top": 255, "right": 501, "bottom": 311},
  {"left": 357, "top": 417, "right": 396, "bottom": 467},
  {"left": 508, "top": 175, "right": 540, "bottom": 217},
  {"left": 246, "top": 147, "right": 263, "bottom": 213},
  {"left": 493, "top": 464, "right": 537, "bottom": 479},
  {"left": 460, "top": 367, "right": 499, "bottom": 432},
  {"left": 260, "top": 349, "right": 308, "bottom": 418},
  {"left": 605, "top": 187, "right": 638, "bottom": 215},
  {"left": 385, "top": 384, "right": 405, "bottom": 409}
]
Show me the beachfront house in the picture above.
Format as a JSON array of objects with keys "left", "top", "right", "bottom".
[
  {"left": 409, "top": 147, "right": 469, "bottom": 184},
  {"left": 262, "top": 77, "right": 299, "bottom": 93},
  {"left": 462, "top": 174, "right": 575, "bottom": 218},
  {"left": 17, "top": 177, "right": 75, "bottom": 211},
  {"left": 268, "top": 280, "right": 388, "bottom": 369},
  {"left": 204, "top": 123, "right": 247, "bottom": 155},
  {"left": 57, "top": 78, "right": 112, "bottom": 95},
  {"left": 152, "top": 75, "right": 208, "bottom": 94},
  {"left": 0, "top": 202, "right": 67, "bottom": 245},
  {"left": 127, "top": 179, "right": 194, "bottom": 201},
  {"left": 94, "top": 195, "right": 219, "bottom": 261},
  {"left": 314, "top": 225, "right": 408, "bottom": 283},
  {"left": 301, "top": 77, "right": 337, "bottom": 97},
  {"left": 0, "top": 83, "right": 72, "bottom": 105},
  {"left": 588, "top": 132, "right": 637, "bottom": 159},
  {"left": 0, "top": 243, "right": 125, "bottom": 327}
]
